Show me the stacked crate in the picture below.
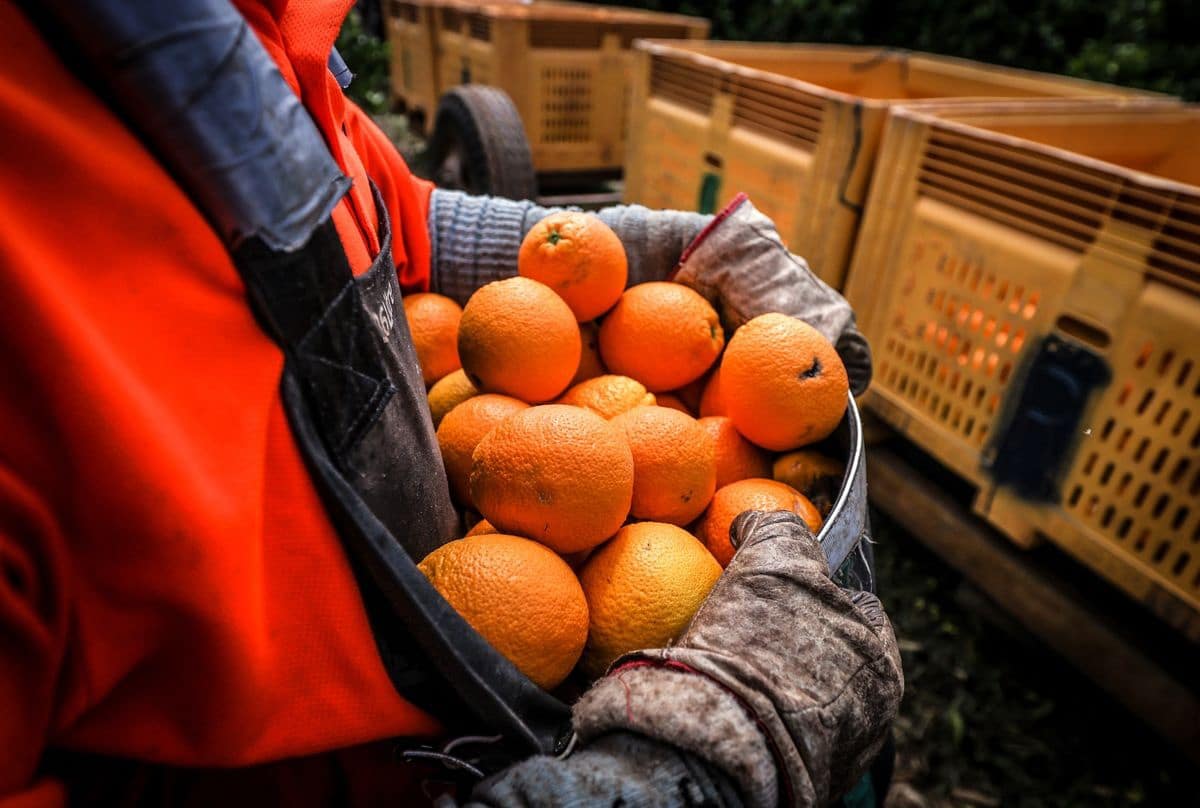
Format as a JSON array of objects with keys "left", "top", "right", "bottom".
[
  {"left": 387, "top": 0, "right": 447, "bottom": 121},
  {"left": 844, "top": 100, "right": 1200, "bottom": 638},
  {"left": 387, "top": 1, "right": 709, "bottom": 172},
  {"left": 435, "top": 2, "right": 707, "bottom": 173},
  {"left": 623, "top": 43, "right": 1157, "bottom": 288}
]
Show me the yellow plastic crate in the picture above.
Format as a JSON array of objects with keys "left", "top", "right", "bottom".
[
  {"left": 622, "top": 42, "right": 1159, "bottom": 289},
  {"left": 844, "top": 100, "right": 1200, "bottom": 639},
  {"left": 386, "top": 0, "right": 526, "bottom": 124},
  {"left": 433, "top": 3, "right": 708, "bottom": 174},
  {"left": 386, "top": 0, "right": 441, "bottom": 121}
]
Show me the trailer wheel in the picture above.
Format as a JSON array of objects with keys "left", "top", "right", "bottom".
[{"left": 427, "top": 86, "right": 537, "bottom": 200}]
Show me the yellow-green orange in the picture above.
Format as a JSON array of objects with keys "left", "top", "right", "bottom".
[
  {"left": 558, "top": 375, "right": 656, "bottom": 420},
  {"left": 579, "top": 522, "right": 721, "bottom": 677},
  {"left": 427, "top": 369, "right": 478, "bottom": 428}
]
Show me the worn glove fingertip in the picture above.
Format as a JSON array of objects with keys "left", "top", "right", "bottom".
[
  {"left": 836, "top": 328, "right": 873, "bottom": 395},
  {"left": 728, "top": 510, "right": 768, "bottom": 551},
  {"left": 727, "top": 509, "right": 828, "bottom": 572}
]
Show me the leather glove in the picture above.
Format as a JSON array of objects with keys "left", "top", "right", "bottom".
[
  {"left": 672, "top": 194, "right": 872, "bottom": 395},
  {"left": 468, "top": 511, "right": 903, "bottom": 807}
]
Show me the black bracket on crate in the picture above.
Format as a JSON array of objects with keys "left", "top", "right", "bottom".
[{"left": 984, "top": 334, "right": 1111, "bottom": 502}]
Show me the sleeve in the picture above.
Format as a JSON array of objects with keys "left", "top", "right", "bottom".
[
  {"left": 426, "top": 189, "right": 710, "bottom": 305},
  {"left": 341, "top": 101, "right": 436, "bottom": 294},
  {"left": 468, "top": 732, "right": 744, "bottom": 808},
  {"left": 0, "top": 465, "right": 70, "bottom": 808}
]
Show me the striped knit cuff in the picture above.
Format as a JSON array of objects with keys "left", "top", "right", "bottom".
[
  {"left": 427, "top": 189, "right": 555, "bottom": 305},
  {"left": 428, "top": 189, "right": 713, "bottom": 304},
  {"left": 596, "top": 204, "right": 710, "bottom": 287}
]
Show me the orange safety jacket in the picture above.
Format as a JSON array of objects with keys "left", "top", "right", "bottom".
[{"left": 0, "top": 1, "right": 456, "bottom": 803}]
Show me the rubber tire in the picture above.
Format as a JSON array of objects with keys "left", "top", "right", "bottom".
[{"left": 427, "top": 85, "right": 538, "bottom": 201}]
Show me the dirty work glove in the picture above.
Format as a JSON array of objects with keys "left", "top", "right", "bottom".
[
  {"left": 468, "top": 511, "right": 903, "bottom": 807},
  {"left": 672, "top": 194, "right": 872, "bottom": 394},
  {"left": 428, "top": 189, "right": 869, "bottom": 391}
]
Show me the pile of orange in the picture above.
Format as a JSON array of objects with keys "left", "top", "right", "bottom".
[{"left": 404, "top": 211, "right": 851, "bottom": 691}]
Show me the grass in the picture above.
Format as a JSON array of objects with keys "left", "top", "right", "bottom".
[{"left": 872, "top": 511, "right": 1193, "bottom": 807}]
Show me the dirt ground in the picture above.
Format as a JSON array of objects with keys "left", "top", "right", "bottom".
[{"left": 872, "top": 511, "right": 1194, "bottom": 807}]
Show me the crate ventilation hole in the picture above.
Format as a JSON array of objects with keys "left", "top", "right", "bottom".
[
  {"left": 878, "top": 251, "right": 1038, "bottom": 449},
  {"left": 541, "top": 68, "right": 592, "bottom": 144},
  {"left": 1063, "top": 339, "right": 1200, "bottom": 592}
]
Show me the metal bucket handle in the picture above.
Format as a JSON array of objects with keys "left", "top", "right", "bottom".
[{"left": 816, "top": 392, "right": 870, "bottom": 579}]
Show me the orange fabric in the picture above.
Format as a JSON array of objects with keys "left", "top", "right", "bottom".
[
  {"left": 0, "top": 779, "right": 65, "bottom": 808},
  {"left": 345, "top": 103, "right": 437, "bottom": 292},
  {"left": 0, "top": 0, "right": 442, "bottom": 801}
]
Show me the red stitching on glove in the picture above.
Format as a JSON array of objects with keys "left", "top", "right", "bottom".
[
  {"left": 669, "top": 191, "right": 750, "bottom": 278},
  {"left": 608, "top": 654, "right": 796, "bottom": 806}
]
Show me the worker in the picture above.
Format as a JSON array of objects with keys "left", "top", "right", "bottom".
[{"left": 0, "top": 1, "right": 902, "bottom": 806}]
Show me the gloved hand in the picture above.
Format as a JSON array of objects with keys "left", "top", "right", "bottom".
[
  {"left": 468, "top": 511, "right": 903, "bottom": 807},
  {"left": 427, "top": 190, "right": 707, "bottom": 301},
  {"left": 671, "top": 194, "right": 871, "bottom": 394},
  {"left": 428, "top": 190, "right": 871, "bottom": 394}
]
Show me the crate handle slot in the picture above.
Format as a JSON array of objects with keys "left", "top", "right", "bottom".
[
  {"left": 1055, "top": 314, "right": 1112, "bottom": 351},
  {"left": 984, "top": 334, "right": 1112, "bottom": 501},
  {"left": 698, "top": 154, "right": 723, "bottom": 215}
]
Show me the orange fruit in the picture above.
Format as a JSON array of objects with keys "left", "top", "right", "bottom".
[
  {"left": 572, "top": 320, "right": 607, "bottom": 385},
  {"left": 698, "top": 416, "right": 772, "bottom": 488},
  {"left": 465, "top": 518, "right": 498, "bottom": 537},
  {"left": 655, "top": 393, "right": 692, "bottom": 416},
  {"left": 403, "top": 293, "right": 463, "bottom": 386},
  {"left": 418, "top": 534, "right": 588, "bottom": 689},
  {"left": 695, "top": 478, "right": 823, "bottom": 567},
  {"left": 579, "top": 522, "right": 721, "bottom": 677},
  {"left": 598, "top": 282, "right": 724, "bottom": 392},
  {"left": 458, "top": 277, "right": 581, "bottom": 403},
  {"left": 774, "top": 449, "right": 845, "bottom": 518},
  {"left": 427, "top": 368, "right": 478, "bottom": 428},
  {"left": 558, "top": 375, "right": 656, "bottom": 419},
  {"left": 609, "top": 406, "right": 716, "bottom": 526},
  {"left": 698, "top": 364, "right": 728, "bottom": 417},
  {"left": 437, "top": 394, "right": 529, "bottom": 507},
  {"left": 773, "top": 450, "right": 845, "bottom": 497},
  {"left": 721, "top": 313, "right": 849, "bottom": 450},
  {"left": 470, "top": 405, "right": 634, "bottom": 554},
  {"left": 519, "top": 212, "right": 628, "bottom": 322}
]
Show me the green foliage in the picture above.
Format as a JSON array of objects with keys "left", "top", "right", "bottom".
[
  {"left": 595, "top": 0, "right": 1199, "bottom": 100},
  {"left": 336, "top": 9, "right": 391, "bottom": 114}
]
